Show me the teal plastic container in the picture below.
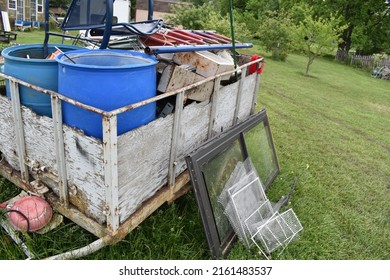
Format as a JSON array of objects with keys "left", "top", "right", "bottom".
[
  {"left": 1, "top": 44, "right": 84, "bottom": 117},
  {"left": 56, "top": 49, "right": 157, "bottom": 139}
]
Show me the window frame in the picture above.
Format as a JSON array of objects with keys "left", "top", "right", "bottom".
[
  {"left": 185, "top": 109, "right": 279, "bottom": 259},
  {"left": 8, "top": 0, "right": 17, "bottom": 10}
]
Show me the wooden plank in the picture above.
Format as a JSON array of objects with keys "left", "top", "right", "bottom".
[
  {"left": 117, "top": 100, "right": 211, "bottom": 222},
  {"left": 208, "top": 76, "right": 222, "bottom": 138},
  {"left": 51, "top": 95, "right": 68, "bottom": 206},
  {"left": 102, "top": 115, "right": 119, "bottom": 231},
  {"left": 9, "top": 81, "right": 28, "bottom": 181},
  {"left": 115, "top": 171, "right": 191, "bottom": 241},
  {"left": 117, "top": 114, "right": 174, "bottom": 222},
  {"left": 212, "top": 81, "right": 239, "bottom": 133},
  {"left": 157, "top": 64, "right": 197, "bottom": 92},
  {"left": 237, "top": 73, "right": 258, "bottom": 122},
  {"left": 175, "top": 100, "right": 211, "bottom": 175},
  {"left": 0, "top": 95, "right": 106, "bottom": 224},
  {"left": 233, "top": 66, "right": 248, "bottom": 125},
  {"left": 0, "top": 95, "right": 19, "bottom": 169},
  {"left": 62, "top": 128, "right": 106, "bottom": 224},
  {"left": 186, "top": 74, "right": 214, "bottom": 102},
  {"left": 168, "top": 91, "right": 184, "bottom": 189},
  {"left": 173, "top": 51, "right": 234, "bottom": 80}
]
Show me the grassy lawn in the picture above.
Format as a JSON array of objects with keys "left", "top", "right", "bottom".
[
  {"left": 0, "top": 33, "right": 389, "bottom": 259},
  {"left": 1, "top": 29, "right": 83, "bottom": 49},
  {"left": 253, "top": 50, "right": 390, "bottom": 260}
]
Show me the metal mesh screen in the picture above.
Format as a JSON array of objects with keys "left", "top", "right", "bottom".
[
  {"left": 251, "top": 209, "right": 303, "bottom": 255},
  {"left": 219, "top": 159, "right": 303, "bottom": 257}
]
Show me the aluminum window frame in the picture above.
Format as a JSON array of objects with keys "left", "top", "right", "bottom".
[{"left": 185, "top": 109, "right": 279, "bottom": 259}]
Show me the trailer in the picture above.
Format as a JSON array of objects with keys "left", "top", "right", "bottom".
[
  {"left": 0, "top": 0, "right": 272, "bottom": 259},
  {"left": 0, "top": 50, "right": 263, "bottom": 258}
]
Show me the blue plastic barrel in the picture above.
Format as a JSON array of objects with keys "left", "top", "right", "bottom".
[
  {"left": 1, "top": 44, "right": 84, "bottom": 117},
  {"left": 56, "top": 49, "right": 157, "bottom": 139}
]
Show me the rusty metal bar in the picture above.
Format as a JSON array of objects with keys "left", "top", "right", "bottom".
[
  {"left": 102, "top": 115, "right": 119, "bottom": 232},
  {"left": 168, "top": 91, "right": 184, "bottom": 190},
  {"left": 0, "top": 58, "right": 263, "bottom": 120},
  {"left": 51, "top": 95, "right": 68, "bottom": 207},
  {"left": 44, "top": 235, "right": 113, "bottom": 260},
  {"left": 108, "top": 57, "right": 264, "bottom": 116},
  {"left": 233, "top": 66, "right": 248, "bottom": 125},
  {"left": 0, "top": 73, "right": 107, "bottom": 116},
  {"left": 9, "top": 80, "right": 29, "bottom": 181},
  {"left": 144, "top": 43, "right": 253, "bottom": 55}
]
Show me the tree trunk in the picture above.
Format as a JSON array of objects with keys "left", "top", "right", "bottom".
[
  {"left": 305, "top": 55, "right": 315, "bottom": 76},
  {"left": 338, "top": 24, "right": 354, "bottom": 53}
]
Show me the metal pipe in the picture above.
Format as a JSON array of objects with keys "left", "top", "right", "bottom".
[
  {"left": 229, "top": 0, "right": 238, "bottom": 81},
  {"left": 0, "top": 72, "right": 107, "bottom": 116},
  {"left": 148, "top": 0, "right": 154, "bottom": 20},
  {"left": 44, "top": 235, "right": 112, "bottom": 260},
  {"left": 144, "top": 43, "right": 253, "bottom": 55},
  {"left": 43, "top": 0, "right": 50, "bottom": 56},
  {"left": 100, "top": 0, "right": 113, "bottom": 49}
]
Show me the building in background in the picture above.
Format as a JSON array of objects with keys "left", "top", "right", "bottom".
[
  {"left": 135, "top": 0, "right": 190, "bottom": 22},
  {"left": 0, "top": 0, "right": 45, "bottom": 29}
]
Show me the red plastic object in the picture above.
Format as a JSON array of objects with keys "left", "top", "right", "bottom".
[
  {"left": 249, "top": 54, "right": 264, "bottom": 75},
  {"left": 8, "top": 196, "right": 52, "bottom": 232}
]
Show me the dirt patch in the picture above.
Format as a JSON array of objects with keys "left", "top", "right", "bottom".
[{"left": 366, "top": 102, "right": 390, "bottom": 114}]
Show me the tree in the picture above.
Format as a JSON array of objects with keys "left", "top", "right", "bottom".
[
  {"left": 302, "top": 0, "right": 389, "bottom": 54},
  {"left": 201, "top": 10, "right": 251, "bottom": 40},
  {"left": 257, "top": 11, "right": 293, "bottom": 61},
  {"left": 292, "top": 11, "right": 345, "bottom": 76},
  {"left": 49, "top": 0, "right": 71, "bottom": 8},
  {"left": 166, "top": 2, "right": 250, "bottom": 41},
  {"left": 165, "top": 3, "right": 214, "bottom": 30}
]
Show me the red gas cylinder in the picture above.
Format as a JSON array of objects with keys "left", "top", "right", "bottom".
[{"left": 7, "top": 196, "right": 52, "bottom": 232}]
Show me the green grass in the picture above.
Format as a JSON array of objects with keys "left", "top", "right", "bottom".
[
  {"left": 1, "top": 29, "right": 82, "bottom": 48},
  {"left": 1, "top": 34, "right": 389, "bottom": 259},
  {"left": 253, "top": 49, "right": 390, "bottom": 260}
]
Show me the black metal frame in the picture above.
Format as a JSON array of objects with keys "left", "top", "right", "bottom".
[{"left": 185, "top": 109, "right": 279, "bottom": 259}]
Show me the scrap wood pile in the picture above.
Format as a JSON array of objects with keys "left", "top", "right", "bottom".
[
  {"left": 103, "top": 27, "right": 260, "bottom": 113},
  {"left": 84, "top": 21, "right": 258, "bottom": 97}
]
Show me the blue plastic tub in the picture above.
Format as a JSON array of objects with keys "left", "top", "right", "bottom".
[
  {"left": 1, "top": 44, "right": 84, "bottom": 117},
  {"left": 56, "top": 49, "right": 158, "bottom": 139}
]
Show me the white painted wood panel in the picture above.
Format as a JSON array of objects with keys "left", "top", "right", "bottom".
[
  {"left": 175, "top": 100, "right": 211, "bottom": 175},
  {"left": 237, "top": 74, "right": 257, "bottom": 122},
  {"left": 0, "top": 95, "right": 106, "bottom": 224},
  {"left": 212, "top": 82, "right": 239, "bottom": 134},
  {"left": 0, "top": 95, "right": 18, "bottom": 168},
  {"left": 117, "top": 114, "right": 173, "bottom": 222}
]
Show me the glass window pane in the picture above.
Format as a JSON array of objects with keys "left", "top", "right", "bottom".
[
  {"left": 244, "top": 121, "right": 278, "bottom": 189},
  {"left": 201, "top": 139, "right": 245, "bottom": 243}
]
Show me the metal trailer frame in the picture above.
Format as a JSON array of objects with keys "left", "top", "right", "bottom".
[{"left": 0, "top": 56, "right": 263, "bottom": 259}]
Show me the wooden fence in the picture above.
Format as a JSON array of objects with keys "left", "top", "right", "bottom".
[{"left": 336, "top": 50, "right": 390, "bottom": 69}]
